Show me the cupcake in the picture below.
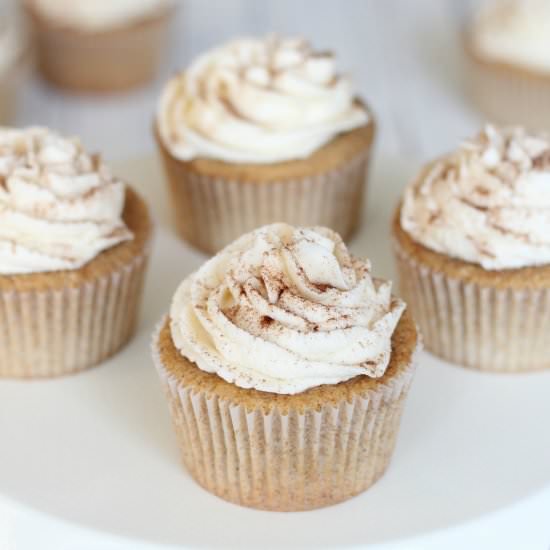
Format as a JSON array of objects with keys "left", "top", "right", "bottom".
[
  {"left": 0, "top": 127, "right": 152, "bottom": 378},
  {"left": 152, "top": 223, "right": 419, "bottom": 511},
  {"left": 22, "top": 0, "right": 175, "bottom": 92},
  {"left": 155, "top": 35, "right": 375, "bottom": 254},
  {"left": 465, "top": 0, "right": 550, "bottom": 130},
  {"left": 393, "top": 124, "right": 550, "bottom": 372},
  {"left": 0, "top": 12, "right": 28, "bottom": 123}
]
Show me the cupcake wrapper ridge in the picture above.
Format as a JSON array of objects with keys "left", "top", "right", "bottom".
[
  {"left": 26, "top": 7, "right": 172, "bottom": 92},
  {"left": 466, "top": 44, "right": 550, "bottom": 130},
  {"left": 152, "top": 318, "right": 418, "bottom": 511},
  {"left": 394, "top": 238, "right": 550, "bottom": 372},
  {"left": 0, "top": 250, "right": 150, "bottom": 378},
  {"left": 159, "top": 149, "right": 372, "bottom": 255}
]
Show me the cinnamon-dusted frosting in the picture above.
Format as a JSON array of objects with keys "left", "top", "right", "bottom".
[
  {"left": 157, "top": 35, "right": 369, "bottom": 164},
  {"left": 472, "top": 0, "right": 550, "bottom": 73},
  {"left": 170, "top": 223, "right": 404, "bottom": 395},
  {"left": 30, "top": 0, "right": 173, "bottom": 31},
  {"left": 401, "top": 125, "right": 550, "bottom": 270},
  {"left": 0, "top": 127, "right": 132, "bottom": 275}
]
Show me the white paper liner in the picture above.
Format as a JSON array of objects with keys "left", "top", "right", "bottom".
[
  {"left": 0, "top": 250, "right": 150, "bottom": 378},
  {"left": 151, "top": 318, "right": 418, "bottom": 511},
  {"left": 0, "top": 65, "right": 20, "bottom": 124},
  {"left": 161, "top": 150, "right": 371, "bottom": 254},
  {"left": 466, "top": 46, "right": 550, "bottom": 130},
  {"left": 394, "top": 238, "right": 550, "bottom": 372},
  {"left": 28, "top": 7, "right": 172, "bottom": 92}
]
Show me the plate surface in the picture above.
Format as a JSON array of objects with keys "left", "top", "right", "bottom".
[{"left": 1, "top": 156, "right": 550, "bottom": 549}]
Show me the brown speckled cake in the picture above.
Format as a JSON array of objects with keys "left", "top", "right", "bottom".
[{"left": 152, "top": 223, "right": 419, "bottom": 510}]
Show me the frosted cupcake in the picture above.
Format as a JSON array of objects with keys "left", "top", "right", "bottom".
[
  {"left": 0, "top": 127, "right": 152, "bottom": 377},
  {"left": 393, "top": 125, "right": 550, "bottom": 372},
  {"left": 155, "top": 35, "right": 375, "bottom": 254},
  {"left": 466, "top": 0, "right": 550, "bottom": 129},
  {"left": 22, "top": 0, "right": 175, "bottom": 92},
  {"left": 152, "top": 223, "right": 419, "bottom": 510},
  {"left": 0, "top": 13, "right": 27, "bottom": 123}
]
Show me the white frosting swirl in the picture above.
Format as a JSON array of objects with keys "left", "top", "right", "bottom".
[
  {"left": 0, "top": 127, "right": 132, "bottom": 275},
  {"left": 472, "top": 0, "right": 550, "bottom": 73},
  {"left": 157, "top": 36, "right": 369, "bottom": 164},
  {"left": 30, "top": 0, "right": 173, "bottom": 31},
  {"left": 170, "top": 223, "right": 404, "bottom": 395},
  {"left": 401, "top": 125, "right": 550, "bottom": 270}
]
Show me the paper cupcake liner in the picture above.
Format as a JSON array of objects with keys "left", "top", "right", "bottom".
[
  {"left": 0, "top": 251, "right": 150, "bottom": 378},
  {"left": 160, "top": 151, "right": 371, "bottom": 255},
  {"left": 394, "top": 240, "right": 550, "bottom": 372},
  {"left": 466, "top": 44, "right": 550, "bottom": 130},
  {"left": 0, "top": 66, "right": 20, "bottom": 124},
  {"left": 26, "top": 7, "right": 172, "bottom": 92},
  {"left": 0, "top": 46, "right": 30, "bottom": 124},
  {"left": 152, "top": 320, "right": 417, "bottom": 511}
]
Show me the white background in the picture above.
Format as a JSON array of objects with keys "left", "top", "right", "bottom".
[
  {"left": 3, "top": 1, "right": 550, "bottom": 549},
  {"left": 16, "top": 0, "right": 480, "bottom": 162}
]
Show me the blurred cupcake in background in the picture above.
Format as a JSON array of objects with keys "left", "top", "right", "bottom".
[
  {"left": 155, "top": 35, "right": 375, "bottom": 254},
  {"left": 0, "top": 6, "right": 28, "bottom": 123},
  {"left": 466, "top": 0, "right": 550, "bottom": 130},
  {"left": 22, "top": 0, "right": 175, "bottom": 92}
]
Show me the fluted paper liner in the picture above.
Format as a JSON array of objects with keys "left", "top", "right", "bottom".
[
  {"left": 152, "top": 318, "right": 418, "bottom": 511},
  {"left": 0, "top": 50, "right": 27, "bottom": 124},
  {"left": 158, "top": 141, "right": 372, "bottom": 255},
  {"left": 24, "top": 3, "right": 173, "bottom": 92},
  {"left": 0, "top": 250, "right": 150, "bottom": 378},
  {"left": 394, "top": 237, "right": 550, "bottom": 372},
  {"left": 465, "top": 35, "right": 550, "bottom": 130}
]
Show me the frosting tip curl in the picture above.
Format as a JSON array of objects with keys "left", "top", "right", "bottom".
[
  {"left": 401, "top": 124, "right": 550, "bottom": 270},
  {"left": 170, "top": 223, "right": 404, "bottom": 395},
  {"left": 157, "top": 35, "right": 369, "bottom": 164},
  {"left": 0, "top": 126, "right": 133, "bottom": 275}
]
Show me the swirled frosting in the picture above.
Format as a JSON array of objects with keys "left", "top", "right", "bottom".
[
  {"left": 170, "top": 223, "right": 404, "bottom": 395},
  {"left": 157, "top": 36, "right": 369, "bottom": 164},
  {"left": 0, "top": 127, "right": 132, "bottom": 275},
  {"left": 401, "top": 125, "right": 550, "bottom": 270},
  {"left": 30, "top": 0, "right": 173, "bottom": 31},
  {"left": 472, "top": 0, "right": 550, "bottom": 73}
]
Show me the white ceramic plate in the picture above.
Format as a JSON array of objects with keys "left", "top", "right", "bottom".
[{"left": 1, "top": 156, "right": 549, "bottom": 550}]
